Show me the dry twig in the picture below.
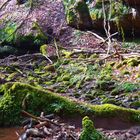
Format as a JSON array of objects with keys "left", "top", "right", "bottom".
[{"left": 21, "top": 110, "right": 61, "bottom": 126}]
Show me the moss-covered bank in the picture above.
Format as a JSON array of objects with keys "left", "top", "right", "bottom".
[{"left": 0, "top": 82, "right": 140, "bottom": 126}]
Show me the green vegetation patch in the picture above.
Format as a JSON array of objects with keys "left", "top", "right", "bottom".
[
  {"left": 90, "top": 1, "right": 130, "bottom": 20},
  {"left": 0, "top": 82, "right": 140, "bottom": 126},
  {"left": 80, "top": 116, "right": 105, "bottom": 140}
]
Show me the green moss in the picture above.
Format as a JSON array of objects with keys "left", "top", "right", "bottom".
[
  {"left": 69, "top": 74, "right": 85, "bottom": 88},
  {"left": 63, "top": 0, "right": 77, "bottom": 26},
  {"left": 102, "top": 98, "right": 119, "bottom": 105},
  {"left": 116, "top": 63, "right": 123, "bottom": 69},
  {"left": 130, "top": 101, "right": 140, "bottom": 108},
  {"left": 108, "top": 62, "right": 115, "bottom": 67},
  {"left": 7, "top": 72, "right": 18, "bottom": 81},
  {"left": 111, "top": 87, "right": 121, "bottom": 95},
  {"left": 66, "top": 9, "right": 77, "bottom": 25},
  {"left": 62, "top": 74, "right": 71, "bottom": 81},
  {"left": 40, "top": 44, "right": 48, "bottom": 56},
  {"left": 136, "top": 73, "right": 140, "bottom": 78},
  {"left": 115, "top": 57, "right": 140, "bottom": 69},
  {"left": 90, "top": 0, "right": 130, "bottom": 20},
  {"left": 80, "top": 116, "right": 104, "bottom": 140},
  {"left": 0, "top": 82, "right": 93, "bottom": 125},
  {"left": 99, "top": 65, "right": 113, "bottom": 80},
  {"left": 78, "top": 54, "right": 86, "bottom": 59},
  {"left": 96, "top": 80, "right": 115, "bottom": 91},
  {"left": 44, "top": 81, "right": 54, "bottom": 85},
  {"left": 89, "top": 54, "right": 99, "bottom": 59},
  {"left": 62, "top": 50, "right": 73, "bottom": 58},
  {"left": 122, "top": 70, "right": 130, "bottom": 75},
  {"left": 0, "top": 82, "right": 140, "bottom": 126},
  {"left": 111, "top": 82, "right": 139, "bottom": 95},
  {"left": 127, "top": 58, "right": 140, "bottom": 67},
  {"left": 44, "top": 65, "right": 55, "bottom": 72},
  {"left": 0, "top": 23, "right": 17, "bottom": 44},
  {"left": 122, "top": 82, "right": 139, "bottom": 92}
]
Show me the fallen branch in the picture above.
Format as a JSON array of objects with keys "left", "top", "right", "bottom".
[
  {"left": 43, "top": 54, "right": 53, "bottom": 64},
  {"left": 54, "top": 38, "right": 60, "bottom": 59},
  {"left": 87, "top": 31, "right": 105, "bottom": 42},
  {"left": 21, "top": 110, "right": 60, "bottom": 126},
  {"left": 99, "top": 32, "right": 118, "bottom": 47},
  {"left": 35, "top": 121, "right": 50, "bottom": 129}
]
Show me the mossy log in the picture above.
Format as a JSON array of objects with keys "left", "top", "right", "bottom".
[{"left": 0, "top": 82, "right": 140, "bottom": 126}]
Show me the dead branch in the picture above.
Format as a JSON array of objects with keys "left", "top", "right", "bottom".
[
  {"left": 35, "top": 121, "right": 50, "bottom": 129},
  {"left": 42, "top": 54, "right": 53, "bottom": 64},
  {"left": 102, "top": 0, "right": 112, "bottom": 55},
  {"left": 54, "top": 38, "right": 60, "bottom": 59},
  {"left": 87, "top": 31, "right": 105, "bottom": 42},
  {"left": 21, "top": 110, "right": 60, "bottom": 126},
  {"left": 100, "top": 32, "right": 118, "bottom": 47}
]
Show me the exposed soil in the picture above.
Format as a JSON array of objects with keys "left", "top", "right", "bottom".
[{"left": 0, "top": 127, "right": 21, "bottom": 140}]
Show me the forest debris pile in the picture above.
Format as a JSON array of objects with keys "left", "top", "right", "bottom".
[
  {"left": 18, "top": 111, "right": 140, "bottom": 140},
  {"left": 18, "top": 111, "right": 81, "bottom": 140},
  {"left": 101, "top": 126, "right": 140, "bottom": 140}
]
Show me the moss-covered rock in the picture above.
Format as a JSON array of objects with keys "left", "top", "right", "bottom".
[
  {"left": 63, "top": 0, "right": 92, "bottom": 29},
  {"left": 111, "top": 82, "right": 139, "bottom": 95},
  {"left": 80, "top": 116, "right": 105, "bottom": 140},
  {"left": 44, "top": 65, "right": 55, "bottom": 72},
  {"left": 1, "top": 82, "right": 140, "bottom": 126},
  {"left": 116, "top": 57, "right": 140, "bottom": 68},
  {"left": 0, "top": 1, "right": 54, "bottom": 54},
  {"left": 127, "top": 58, "right": 140, "bottom": 67},
  {"left": 63, "top": 0, "right": 140, "bottom": 35},
  {"left": 96, "top": 80, "right": 115, "bottom": 91},
  {"left": 130, "top": 101, "right": 140, "bottom": 109},
  {"left": 102, "top": 98, "right": 119, "bottom": 105}
]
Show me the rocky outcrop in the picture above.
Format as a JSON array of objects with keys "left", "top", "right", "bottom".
[
  {"left": 63, "top": 0, "right": 140, "bottom": 35},
  {"left": 65, "top": 0, "right": 93, "bottom": 29},
  {"left": 0, "top": 0, "right": 66, "bottom": 51}
]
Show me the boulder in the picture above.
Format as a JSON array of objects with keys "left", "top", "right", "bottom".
[{"left": 0, "top": 0, "right": 65, "bottom": 51}]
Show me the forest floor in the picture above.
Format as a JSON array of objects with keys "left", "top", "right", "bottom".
[{"left": 0, "top": 0, "right": 140, "bottom": 140}]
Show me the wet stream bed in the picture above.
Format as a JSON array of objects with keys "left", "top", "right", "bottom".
[
  {"left": 0, "top": 116, "right": 140, "bottom": 140},
  {"left": 0, "top": 127, "right": 22, "bottom": 140}
]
